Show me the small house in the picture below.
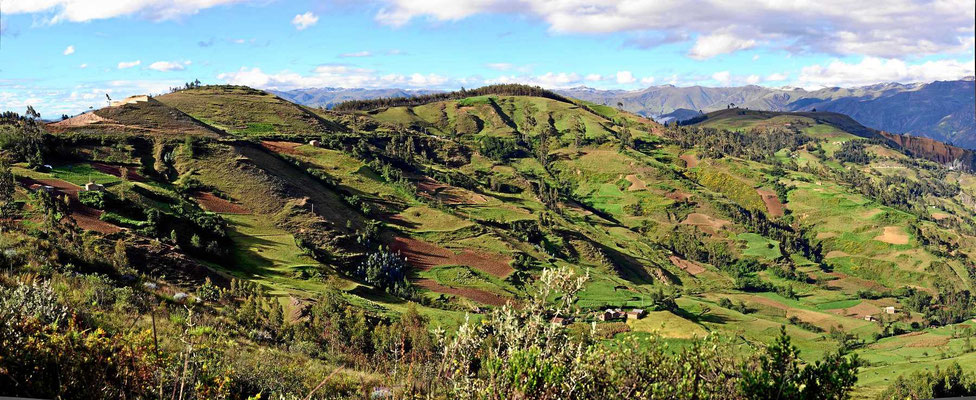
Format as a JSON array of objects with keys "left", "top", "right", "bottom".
[
  {"left": 598, "top": 308, "right": 626, "bottom": 321},
  {"left": 884, "top": 306, "right": 897, "bottom": 314},
  {"left": 627, "top": 309, "right": 647, "bottom": 320},
  {"left": 551, "top": 316, "right": 573, "bottom": 326},
  {"left": 863, "top": 315, "right": 878, "bottom": 322},
  {"left": 84, "top": 182, "right": 105, "bottom": 192},
  {"left": 309, "top": 140, "right": 321, "bottom": 147}
]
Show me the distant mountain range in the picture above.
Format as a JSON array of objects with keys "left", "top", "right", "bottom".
[
  {"left": 269, "top": 87, "right": 440, "bottom": 110},
  {"left": 555, "top": 78, "right": 976, "bottom": 149},
  {"left": 271, "top": 78, "right": 976, "bottom": 149}
]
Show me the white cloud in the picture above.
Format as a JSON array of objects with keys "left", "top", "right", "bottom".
[
  {"left": 292, "top": 11, "right": 318, "bottom": 30},
  {"left": 640, "top": 76, "right": 655, "bottom": 85},
  {"left": 372, "top": 0, "right": 975, "bottom": 58},
  {"left": 765, "top": 73, "right": 787, "bottom": 82},
  {"left": 79, "top": 63, "right": 88, "bottom": 69},
  {"left": 4, "top": 0, "right": 244, "bottom": 23},
  {"left": 218, "top": 65, "right": 454, "bottom": 90},
  {"left": 340, "top": 51, "right": 372, "bottom": 58},
  {"left": 63, "top": 45, "right": 74, "bottom": 55},
  {"left": 584, "top": 74, "right": 604, "bottom": 82},
  {"left": 148, "top": 61, "right": 186, "bottom": 71},
  {"left": 486, "top": 72, "right": 582, "bottom": 88},
  {"left": 117, "top": 60, "right": 141, "bottom": 69},
  {"left": 688, "top": 33, "right": 756, "bottom": 60},
  {"left": 752, "top": 54, "right": 760, "bottom": 61},
  {"left": 615, "top": 71, "right": 636, "bottom": 84},
  {"left": 795, "top": 57, "right": 975, "bottom": 88},
  {"left": 746, "top": 74, "right": 761, "bottom": 84},
  {"left": 711, "top": 71, "right": 731, "bottom": 85}
]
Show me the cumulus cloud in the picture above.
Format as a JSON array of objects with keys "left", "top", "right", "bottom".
[
  {"left": 795, "top": 57, "right": 975, "bottom": 88},
  {"left": 711, "top": 71, "right": 731, "bottom": 85},
  {"left": 148, "top": 61, "right": 187, "bottom": 71},
  {"left": 292, "top": 11, "right": 319, "bottom": 30},
  {"left": 3, "top": 0, "right": 244, "bottom": 23},
  {"left": 746, "top": 74, "right": 761, "bottom": 84},
  {"left": 615, "top": 71, "right": 636, "bottom": 84},
  {"left": 765, "top": 73, "right": 787, "bottom": 82},
  {"left": 688, "top": 33, "right": 756, "bottom": 60},
  {"left": 117, "top": 60, "right": 141, "bottom": 69},
  {"left": 79, "top": 63, "right": 88, "bottom": 69},
  {"left": 640, "top": 76, "right": 655, "bottom": 85},
  {"left": 371, "top": 0, "right": 975, "bottom": 58},
  {"left": 217, "top": 65, "right": 454, "bottom": 90},
  {"left": 487, "top": 72, "right": 583, "bottom": 88},
  {"left": 63, "top": 45, "right": 74, "bottom": 55}
]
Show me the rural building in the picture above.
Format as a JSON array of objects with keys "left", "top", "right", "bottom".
[
  {"left": 551, "top": 316, "right": 573, "bottom": 326},
  {"left": 863, "top": 315, "right": 878, "bottom": 322},
  {"left": 84, "top": 182, "right": 105, "bottom": 192},
  {"left": 884, "top": 306, "right": 897, "bottom": 314},
  {"left": 627, "top": 309, "right": 647, "bottom": 320},
  {"left": 598, "top": 309, "right": 626, "bottom": 321},
  {"left": 309, "top": 140, "right": 320, "bottom": 147}
]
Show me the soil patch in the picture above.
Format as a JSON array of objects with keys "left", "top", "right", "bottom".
[
  {"left": 415, "top": 279, "right": 508, "bottom": 306},
  {"left": 416, "top": 178, "right": 487, "bottom": 205},
  {"left": 825, "top": 250, "right": 850, "bottom": 259},
  {"left": 666, "top": 191, "right": 692, "bottom": 202},
  {"left": 260, "top": 140, "right": 303, "bottom": 156},
  {"left": 679, "top": 154, "right": 699, "bottom": 168},
  {"left": 389, "top": 236, "right": 512, "bottom": 277},
  {"left": 193, "top": 192, "right": 250, "bottom": 214},
  {"left": 668, "top": 255, "right": 705, "bottom": 275},
  {"left": 931, "top": 212, "right": 950, "bottom": 220},
  {"left": 874, "top": 226, "right": 909, "bottom": 245},
  {"left": 49, "top": 112, "right": 113, "bottom": 128},
  {"left": 680, "top": 212, "right": 729, "bottom": 235},
  {"left": 624, "top": 174, "right": 647, "bottom": 191},
  {"left": 757, "top": 189, "right": 785, "bottom": 217}
]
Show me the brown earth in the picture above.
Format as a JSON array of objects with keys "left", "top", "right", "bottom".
[
  {"left": 416, "top": 177, "right": 488, "bottom": 205},
  {"left": 50, "top": 112, "right": 113, "bottom": 127},
  {"left": 757, "top": 189, "right": 785, "bottom": 217},
  {"left": 874, "top": 226, "right": 909, "bottom": 245},
  {"left": 193, "top": 192, "right": 250, "bottom": 214},
  {"left": 389, "top": 236, "right": 512, "bottom": 278},
  {"left": 668, "top": 255, "right": 705, "bottom": 275},
  {"left": 681, "top": 212, "right": 729, "bottom": 235},
  {"left": 415, "top": 279, "right": 508, "bottom": 306},
  {"left": 666, "top": 190, "right": 692, "bottom": 202},
  {"left": 624, "top": 174, "right": 647, "bottom": 191},
  {"left": 261, "top": 140, "right": 303, "bottom": 156},
  {"left": 679, "top": 154, "right": 699, "bottom": 168},
  {"left": 825, "top": 250, "right": 850, "bottom": 259},
  {"left": 931, "top": 212, "right": 950, "bottom": 220}
]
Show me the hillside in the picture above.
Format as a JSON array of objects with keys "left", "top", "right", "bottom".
[
  {"left": 4, "top": 84, "right": 976, "bottom": 398},
  {"left": 556, "top": 78, "right": 976, "bottom": 148},
  {"left": 156, "top": 85, "right": 347, "bottom": 136}
]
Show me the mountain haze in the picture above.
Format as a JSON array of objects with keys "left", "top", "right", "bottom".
[{"left": 556, "top": 78, "right": 976, "bottom": 148}]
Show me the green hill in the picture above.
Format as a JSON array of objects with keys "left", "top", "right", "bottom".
[
  {"left": 156, "top": 85, "right": 346, "bottom": 136},
  {"left": 4, "top": 85, "right": 976, "bottom": 398}
]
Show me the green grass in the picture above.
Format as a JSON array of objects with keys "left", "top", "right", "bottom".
[
  {"left": 738, "top": 233, "right": 781, "bottom": 259},
  {"left": 50, "top": 164, "right": 122, "bottom": 186}
]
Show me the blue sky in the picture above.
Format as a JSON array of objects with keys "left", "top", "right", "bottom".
[{"left": 1, "top": 0, "right": 974, "bottom": 117}]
